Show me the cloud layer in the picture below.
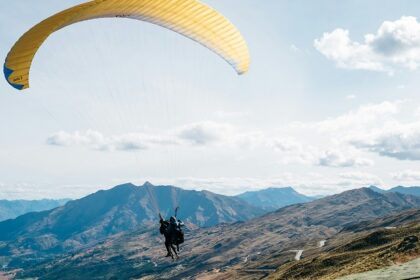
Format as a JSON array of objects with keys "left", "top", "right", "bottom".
[
  {"left": 47, "top": 130, "right": 177, "bottom": 151},
  {"left": 270, "top": 138, "right": 372, "bottom": 167},
  {"left": 47, "top": 99, "right": 420, "bottom": 176},
  {"left": 315, "top": 16, "right": 420, "bottom": 73},
  {"left": 176, "top": 122, "right": 235, "bottom": 145},
  {"left": 300, "top": 100, "right": 420, "bottom": 161},
  {"left": 0, "top": 171, "right": 384, "bottom": 199},
  {"left": 392, "top": 170, "right": 420, "bottom": 182}
]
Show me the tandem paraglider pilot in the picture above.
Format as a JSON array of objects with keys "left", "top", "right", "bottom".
[{"left": 159, "top": 213, "right": 184, "bottom": 259}]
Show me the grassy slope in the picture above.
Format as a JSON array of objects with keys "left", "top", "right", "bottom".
[{"left": 266, "top": 223, "right": 419, "bottom": 280}]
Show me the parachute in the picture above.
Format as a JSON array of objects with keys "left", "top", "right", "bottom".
[{"left": 4, "top": 0, "right": 250, "bottom": 90}]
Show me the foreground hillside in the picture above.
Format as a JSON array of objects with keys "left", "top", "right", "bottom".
[
  {"left": 0, "top": 182, "right": 262, "bottom": 266},
  {"left": 266, "top": 209, "right": 420, "bottom": 280},
  {"left": 16, "top": 188, "right": 420, "bottom": 280}
]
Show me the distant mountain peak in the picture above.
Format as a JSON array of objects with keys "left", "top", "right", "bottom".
[
  {"left": 368, "top": 185, "right": 420, "bottom": 197},
  {"left": 142, "top": 181, "right": 154, "bottom": 187},
  {"left": 236, "top": 186, "right": 314, "bottom": 211},
  {"left": 368, "top": 185, "right": 386, "bottom": 193}
]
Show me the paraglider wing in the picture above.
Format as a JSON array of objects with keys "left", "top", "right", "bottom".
[{"left": 4, "top": 0, "right": 250, "bottom": 90}]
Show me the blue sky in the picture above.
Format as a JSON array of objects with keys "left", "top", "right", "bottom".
[{"left": 1, "top": 0, "right": 420, "bottom": 199}]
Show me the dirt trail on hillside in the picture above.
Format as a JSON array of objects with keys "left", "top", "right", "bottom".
[{"left": 289, "top": 250, "right": 303, "bottom": 261}]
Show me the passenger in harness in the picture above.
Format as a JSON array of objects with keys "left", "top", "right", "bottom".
[{"left": 159, "top": 209, "right": 184, "bottom": 258}]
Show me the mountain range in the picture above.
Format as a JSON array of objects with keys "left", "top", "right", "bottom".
[
  {"left": 0, "top": 182, "right": 263, "bottom": 264},
  {"left": 1, "top": 185, "right": 417, "bottom": 225},
  {"left": 13, "top": 187, "right": 420, "bottom": 280},
  {"left": 0, "top": 199, "right": 69, "bottom": 222},
  {"left": 235, "top": 187, "right": 315, "bottom": 211}
]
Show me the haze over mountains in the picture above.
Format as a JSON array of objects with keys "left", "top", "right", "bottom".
[
  {"left": 236, "top": 187, "right": 315, "bottom": 211},
  {"left": 0, "top": 199, "right": 69, "bottom": 222},
  {"left": 8, "top": 187, "right": 420, "bottom": 280},
  {"left": 1, "top": 185, "right": 417, "bottom": 225}
]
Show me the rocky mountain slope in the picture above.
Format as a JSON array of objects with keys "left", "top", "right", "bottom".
[
  {"left": 236, "top": 187, "right": 314, "bottom": 211},
  {"left": 267, "top": 209, "right": 420, "bottom": 280},
  {"left": 0, "top": 182, "right": 263, "bottom": 264},
  {"left": 0, "top": 199, "right": 69, "bottom": 222},
  {"left": 15, "top": 188, "right": 420, "bottom": 280}
]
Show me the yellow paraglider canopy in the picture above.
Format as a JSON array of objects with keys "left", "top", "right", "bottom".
[{"left": 4, "top": 0, "right": 250, "bottom": 90}]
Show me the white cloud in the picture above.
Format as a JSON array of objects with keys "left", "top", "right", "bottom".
[
  {"left": 297, "top": 99, "right": 420, "bottom": 161},
  {"left": 317, "top": 150, "right": 373, "bottom": 168},
  {"left": 296, "top": 99, "right": 420, "bottom": 161},
  {"left": 176, "top": 121, "right": 235, "bottom": 145},
  {"left": 271, "top": 138, "right": 372, "bottom": 168},
  {"left": 350, "top": 121, "right": 420, "bottom": 160},
  {"left": 48, "top": 100, "right": 420, "bottom": 164},
  {"left": 47, "top": 130, "right": 110, "bottom": 150},
  {"left": 346, "top": 94, "right": 356, "bottom": 100},
  {"left": 47, "top": 122, "right": 263, "bottom": 151},
  {"left": 392, "top": 170, "right": 420, "bottom": 182},
  {"left": 315, "top": 16, "right": 420, "bottom": 73},
  {"left": 315, "top": 100, "right": 401, "bottom": 132},
  {"left": 272, "top": 105, "right": 385, "bottom": 167},
  {"left": 280, "top": 100, "right": 420, "bottom": 162},
  {"left": 47, "top": 130, "right": 177, "bottom": 151}
]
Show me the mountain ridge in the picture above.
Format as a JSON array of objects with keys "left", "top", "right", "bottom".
[
  {"left": 14, "top": 187, "right": 420, "bottom": 279},
  {"left": 369, "top": 185, "right": 420, "bottom": 196},
  {"left": 236, "top": 186, "right": 314, "bottom": 211},
  {"left": 0, "top": 182, "right": 264, "bottom": 261}
]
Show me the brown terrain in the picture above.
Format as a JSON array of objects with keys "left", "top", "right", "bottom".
[
  {"left": 15, "top": 188, "right": 420, "bottom": 280},
  {"left": 266, "top": 209, "right": 420, "bottom": 280}
]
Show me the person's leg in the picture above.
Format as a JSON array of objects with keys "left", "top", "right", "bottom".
[
  {"left": 165, "top": 240, "right": 172, "bottom": 257},
  {"left": 171, "top": 244, "right": 178, "bottom": 259}
]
